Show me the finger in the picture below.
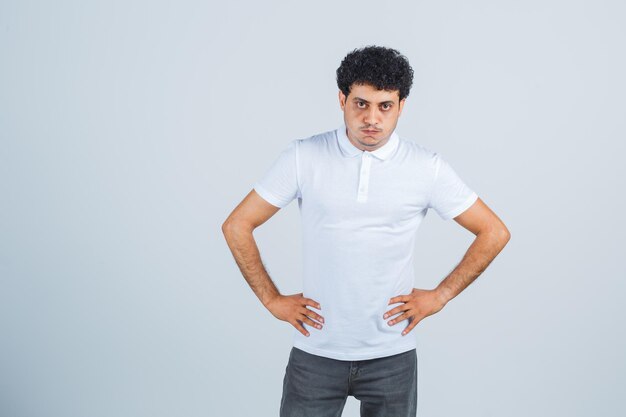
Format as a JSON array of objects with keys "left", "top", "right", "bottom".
[
  {"left": 292, "top": 319, "right": 310, "bottom": 337},
  {"left": 387, "top": 312, "right": 410, "bottom": 326},
  {"left": 402, "top": 317, "right": 419, "bottom": 336},
  {"left": 302, "top": 308, "right": 325, "bottom": 324},
  {"left": 383, "top": 305, "right": 408, "bottom": 319},
  {"left": 302, "top": 298, "right": 321, "bottom": 310},
  {"left": 389, "top": 295, "right": 409, "bottom": 305},
  {"left": 300, "top": 313, "right": 323, "bottom": 330}
]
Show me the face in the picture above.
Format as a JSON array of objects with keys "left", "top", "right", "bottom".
[{"left": 338, "top": 83, "right": 405, "bottom": 151}]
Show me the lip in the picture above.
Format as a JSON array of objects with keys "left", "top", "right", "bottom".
[{"left": 362, "top": 130, "right": 380, "bottom": 134}]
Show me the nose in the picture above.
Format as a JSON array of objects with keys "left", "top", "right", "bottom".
[{"left": 364, "top": 106, "right": 381, "bottom": 127}]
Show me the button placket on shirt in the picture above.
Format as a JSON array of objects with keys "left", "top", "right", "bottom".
[{"left": 356, "top": 152, "right": 372, "bottom": 203}]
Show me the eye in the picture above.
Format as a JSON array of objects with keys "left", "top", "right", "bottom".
[
  {"left": 357, "top": 101, "right": 367, "bottom": 108},
  {"left": 382, "top": 103, "right": 392, "bottom": 110}
]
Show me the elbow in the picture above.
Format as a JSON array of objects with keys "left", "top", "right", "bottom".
[
  {"left": 480, "top": 223, "right": 510, "bottom": 248},
  {"left": 221, "top": 216, "right": 238, "bottom": 241},
  {"left": 221, "top": 220, "right": 230, "bottom": 238},
  {"left": 496, "top": 225, "right": 511, "bottom": 247},
  {"left": 221, "top": 217, "right": 232, "bottom": 234},
  {"left": 221, "top": 219, "right": 239, "bottom": 240},
  {"left": 221, "top": 217, "right": 254, "bottom": 239}
]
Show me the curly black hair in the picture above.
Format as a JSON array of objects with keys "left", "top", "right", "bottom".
[{"left": 336, "top": 45, "right": 414, "bottom": 102}]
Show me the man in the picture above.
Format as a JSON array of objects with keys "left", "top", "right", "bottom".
[{"left": 222, "top": 45, "right": 510, "bottom": 417}]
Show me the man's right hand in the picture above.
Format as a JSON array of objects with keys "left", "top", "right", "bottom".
[{"left": 265, "top": 293, "right": 324, "bottom": 337}]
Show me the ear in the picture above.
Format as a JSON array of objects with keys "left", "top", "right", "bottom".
[
  {"left": 398, "top": 98, "right": 406, "bottom": 116},
  {"left": 338, "top": 90, "right": 346, "bottom": 110}
]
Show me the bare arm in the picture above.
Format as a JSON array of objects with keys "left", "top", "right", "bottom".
[
  {"left": 384, "top": 197, "right": 511, "bottom": 335},
  {"left": 221, "top": 189, "right": 324, "bottom": 336},
  {"left": 221, "top": 189, "right": 282, "bottom": 307},
  {"left": 434, "top": 196, "right": 511, "bottom": 305}
]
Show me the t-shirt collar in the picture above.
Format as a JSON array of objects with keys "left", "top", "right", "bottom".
[{"left": 336, "top": 123, "right": 399, "bottom": 161}]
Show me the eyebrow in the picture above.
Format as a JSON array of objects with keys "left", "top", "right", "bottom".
[{"left": 353, "top": 97, "right": 395, "bottom": 105}]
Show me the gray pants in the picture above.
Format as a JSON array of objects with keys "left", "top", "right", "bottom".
[{"left": 279, "top": 346, "right": 418, "bottom": 417}]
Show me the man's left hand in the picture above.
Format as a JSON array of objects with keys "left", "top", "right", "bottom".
[{"left": 383, "top": 288, "right": 447, "bottom": 336}]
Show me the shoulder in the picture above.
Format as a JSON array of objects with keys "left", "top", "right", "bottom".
[
  {"left": 398, "top": 137, "right": 440, "bottom": 165},
  {"left": 273, "top": 128, "right": 332, "bottom": 155},
  {"left": 400, "top": 138, "right": 436, "bottom": 155},
  {"left": 293, "top": 127, "right": 338, "bottom": 158},
  {"left": 297, "top": 127, "right": 336, "bottom": 146}
]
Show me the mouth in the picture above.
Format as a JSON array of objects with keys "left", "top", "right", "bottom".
[{"left": 362, "top": 129, "right": 380, "bottom": 134}]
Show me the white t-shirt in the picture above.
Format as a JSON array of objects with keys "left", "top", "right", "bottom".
[{"left": 253, "top": 123, "right": 478, "bottom": 360}]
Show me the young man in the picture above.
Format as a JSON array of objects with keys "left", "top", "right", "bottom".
[{"left": 222, "top": 45, "right": 510, "bottom": 417}]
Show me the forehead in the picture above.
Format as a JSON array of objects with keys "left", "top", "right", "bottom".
[{"left": 349, "top": 83, "right": 400, "bottom": 102}]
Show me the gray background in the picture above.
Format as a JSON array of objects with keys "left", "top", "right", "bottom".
[{"left": 1, "top": 1, "right": 624, "bottom": 416}]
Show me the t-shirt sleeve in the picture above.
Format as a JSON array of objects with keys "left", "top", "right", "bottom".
[
  {"left": 428, "top": 153, "right": 478, "bottom": 220},
  {"left": 253, "top": 140, "right": 301, "bottom": 209}
]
